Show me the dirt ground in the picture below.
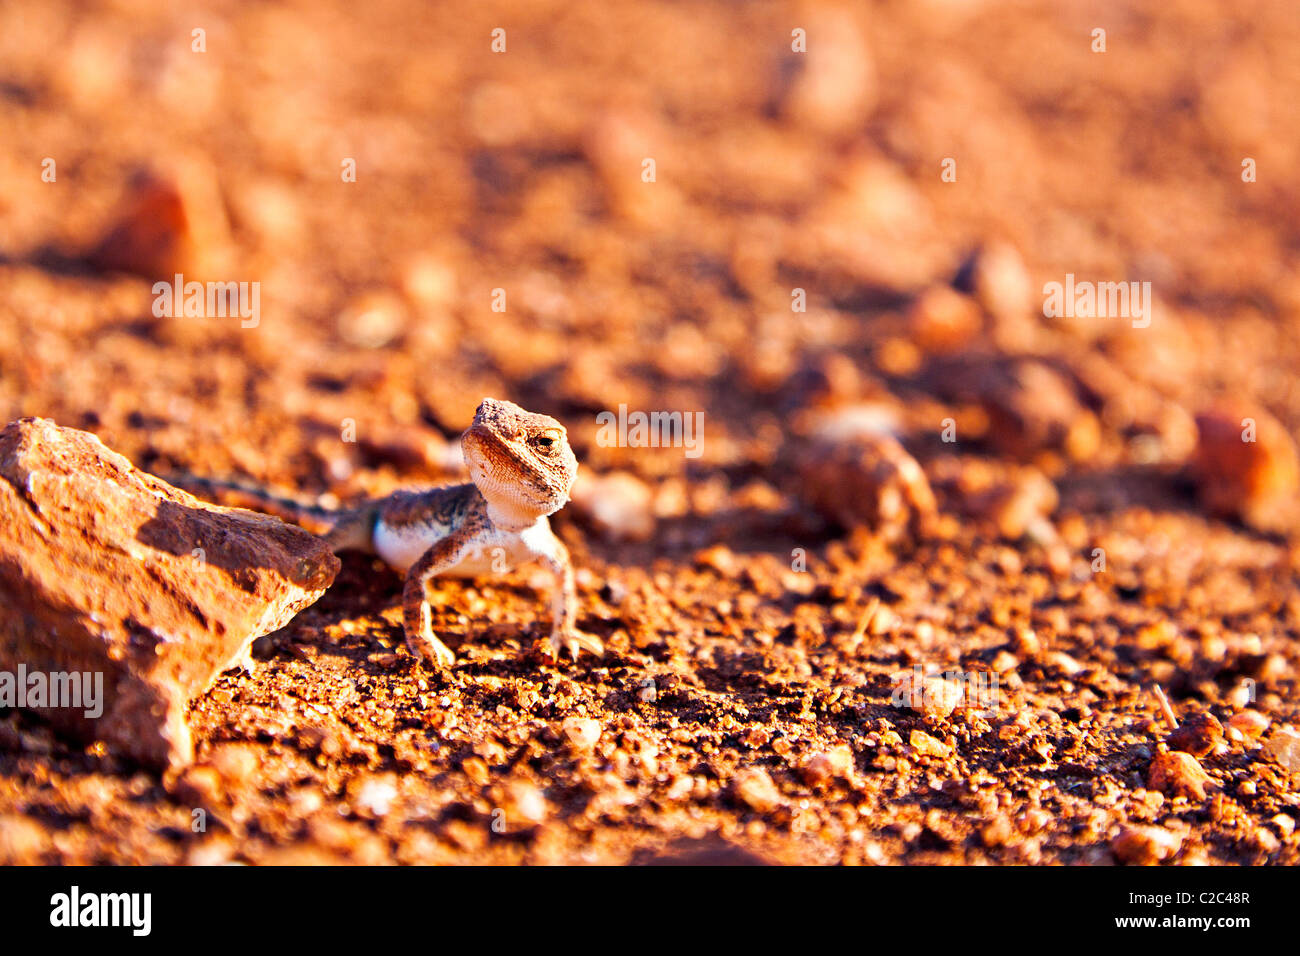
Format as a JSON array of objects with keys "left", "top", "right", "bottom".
[{"left": 1, "top": 0, "right": 1298, "bottom": 864}]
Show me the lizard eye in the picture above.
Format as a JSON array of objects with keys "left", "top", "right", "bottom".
[{"left": 534, "top": 429, "right": 562, "bottom": 452}]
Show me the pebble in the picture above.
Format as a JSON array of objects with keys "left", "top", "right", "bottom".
[
  {"left": 1262, "top": 726, "right": 1300, "bottom": 772},
  {"left": 908, "top": 286, "right": 981, "bottom": 354},
  {"left": 969, "top": 242, "right": 1034, "bottom": 319},
  {"left": 781, "top": 8, "right": 876, "bottom": 136},
  {"left": 1112, "top": 824, "right": 1183, "bottom": 865},
  {"left": 909, "top": 729, "right": 952, "bottom": 759},
  {"left": 570, "top": 471, "right": 656, "bottom": 542},
  {"left": 562, "top": 717, "right": 602, "bottom": 750},
  {"left": 505, "top": 781, "right": 548, "bottom": 825},
  {"left": 893, "top": 672, "right": 964, "bottom": 719},
  {"left": 800, "top": 744, "right": 855, "bottom": 785},
  {"left": 352, "top": 776, "right": 398, "bottom": 817},
  {"left": 1148, "top": 751, "right": 1212, "bottom": 800},
  {"left": 1193, "top": 405, "right": 1299, "bottom": 530},
  {"left": 1227, "top": 710, "right": 1269, "bottom": 741},
  {"left": 87, "top": 159, "right": 231, "bottom": 280},
  {"left": 337, "top": 291, "right": 408, "bottom": 349},
  {"left": 461, "top": 756, "right": 490, "bottom": 787},
  {"left": 1166, "top": 711, "right": 1224, "bottom": 757},
  {"left": 733, "top": 768, "right": 784, "bottom": 814}
]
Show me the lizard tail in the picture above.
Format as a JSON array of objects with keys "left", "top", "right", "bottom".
[{"left": 165, "top": 473, "right": 346, "bottom": 537}]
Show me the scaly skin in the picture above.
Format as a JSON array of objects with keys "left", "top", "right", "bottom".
[{"left": 175, "top": 398, "right": 602, "bottom": 667}]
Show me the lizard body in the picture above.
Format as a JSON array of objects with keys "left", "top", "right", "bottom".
[{"left": 176, "top": 399, "right": 602, "bottom": 666}]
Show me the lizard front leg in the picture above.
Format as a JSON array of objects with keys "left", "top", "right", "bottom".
[
  {"left": 537, "top": 533, "right": 603, "bottom": 661},
  {"left": 401, "top": 527, "right": 475, "bottom": 668}
]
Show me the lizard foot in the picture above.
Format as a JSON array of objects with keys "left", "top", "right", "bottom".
[{"left": 405, "top": 602, "right": 457, "bottom": 668}]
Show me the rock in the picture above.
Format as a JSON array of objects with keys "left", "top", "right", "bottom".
[
  {"left": 795, "top": 419, "right": 936, "bottom": 538},
  {"left": 800, "top": 744, "right": 855, "bottom": 785},
  {"left": 461, "top": 756, "right": 490, "bottom": 786},
  {"left": 1166, "top": 711, "right": 1224, "bottom": 757},
  {"left": 780, "top": 8, "right": 876, "bottom": 137},
  {"left": 87, "top": 159, "right": 231, "bottom": 280},
  {"left": 502, "top": 780, "right": 548, "bottom": 826},
  {"left": 909, "top": 729, "right": 952, "bottom": 759},
  {"left": 1148, "top": 751, "right": 1212, "bottom": 800},
  {"left": 1192, "top": 405, "right": 1299, "bottom": 530},
  {"left": 1262, "top": 726, "right": 1300, "bottom": 772},
  {"left": 1112, "top": 824, "right": 1182, "bottom": 865},
  {"left": 351, "top": 775, "right": 399, "bottom": 818},
  {"left": 1227, "top": 710, "right": 1268, "bottom": 741},
  {"left": 0, "top": 418, "right": 339, "bottom": 769},
  {"left": 908, "top": 286, "right": 982, "bottom": 355},
  {"left": 693, "top": 544, "right": 739, "bottom": 577},
  {"left": 561, "top": 717, "right": 602, "bottom": 750},
  {"left": 892, "top": 672, "right": 965, "bottom": 719},
  {"left": 965, "top": 242, "right": 1034, "bottom": 320},
  {"left": 928, "top": 456, "right": 1059, "bottom": 541},
  {"left": 336, "top": 291, "right": 408, "bottom": 350},
  {"left": 0, "top": 814, "right": 49, "bottom": 864},
  {"left": 570, "top": 471, "right": 656, "bottom": 542},
  {"left": 733, "top": 767, "right": 784, "bottom": 814},
  {"left": 980, "top": 360, "right": 1100, "bottom": 463}
]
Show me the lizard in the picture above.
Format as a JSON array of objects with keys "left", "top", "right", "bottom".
[{"left": 174, "top": 398, "right": 603, "bottom": 667}]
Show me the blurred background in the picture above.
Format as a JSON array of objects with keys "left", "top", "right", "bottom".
[{"left": 0, "top": 0, "right": 1295, "bottom": 521}]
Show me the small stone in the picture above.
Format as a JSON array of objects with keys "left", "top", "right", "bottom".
[
  {"left": 1148, "top": 751, "right": 1212, "bottom": 800},
  {"left": 1112, "top": 824, "right": 1183, "bottom": 865},
  {"left": 1227, "top": 710, "right": 1269, "bottom": 741},
  {"left": 87, "top": 159, "right": 231, "bottom": 280},
  {"left": 1166, "top": 711, "right": 1224, "bottom": 757},
  {"left": 796, "top": 424, "right": 936, "bottom": 538},
  {"left": 800, "top": 744, "right": 855, "bottom": 785},
  {"left": 1011, "top": 628, "right": 1041, "bottom": 656},
  {"left": 1045, "top": 651, "right": 1083, "bottom": 676},
  {"left": 352, "top": 776, "right": 398, "bottom": 817},
  {"left": 561, "top": 717, "right": 602, "bottom": 750},
  {"left": 172, "top": 765, "right": 223, "bottom": 808},
  {"left": 337, "top": 291, "right": 408, "bottom": 349},
  {"left": 694, "top": 544, "right": 739, "bottom": 576},
  {"left": 733, "top": 767, "right": 784, "bottom": 814},
  {"left": 991, "top": 650, "right": 1020, "bottom": 674},
  {"left": 908, "top": 286, "right": 981, "bottom": 354},
  {"left": 780, "top": 8, "right": 876, "bottom": 136},
  {"left": 0, "top": 814, "right": 49, "bottom": 864},
  {"left": 504, "top": 780, "right": 548, "bottom": 825},
  {"left": 1262, "top": 725, "right": 1300, "bottom": 772},
  {"left": 909, "top": 729, "right": 952, "bottom": 759},
  {"left": 892, "top": 672, "right": 964, "bottom": 719},
  {"left": 462, "top": 756, "right": 490, "bottom": 786},
  {"left": 968, "top": 242, "right": 1033, "bottom": 320},
  {"left": 207, "top": 743, "right": 260, "bottom": 788},
  {"left": 1193, "top": 405, "right": 1300, "bottom": 530},
  {"left": 570, "top": 471, "right": 655, "bottom": 542}
]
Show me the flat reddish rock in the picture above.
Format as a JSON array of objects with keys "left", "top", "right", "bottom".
[{"left": 0, "top": 418, "right": 338, "bottom": 768}]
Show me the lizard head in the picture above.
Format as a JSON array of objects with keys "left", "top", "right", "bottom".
[{"left": 462, "top": 398, "right": 578, "bottom": 518}]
